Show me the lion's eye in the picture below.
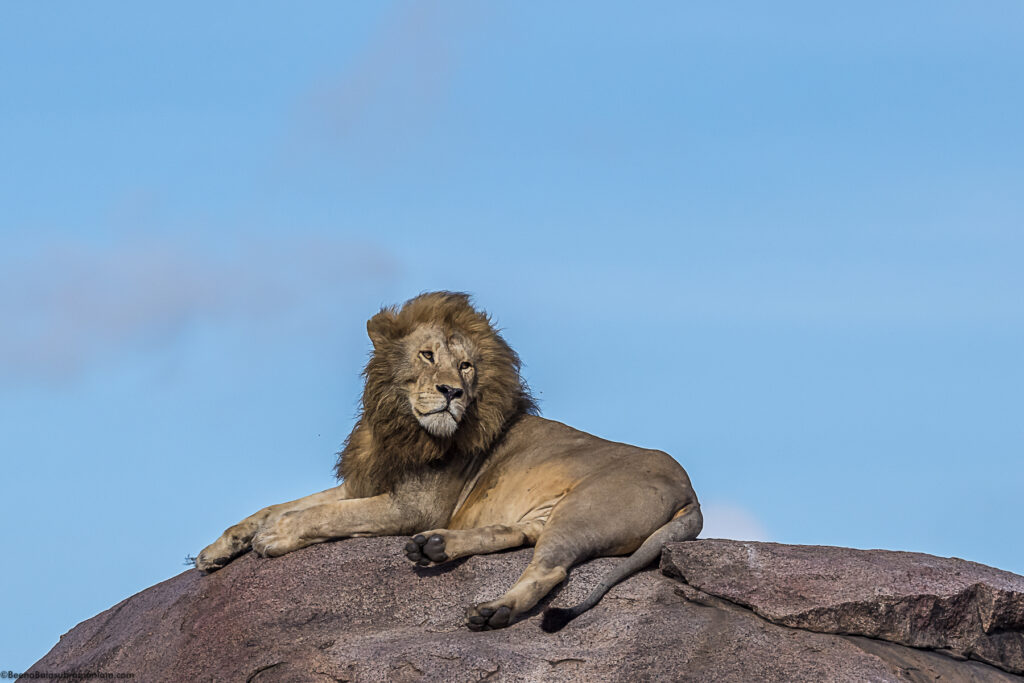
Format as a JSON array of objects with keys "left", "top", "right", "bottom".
[
  {"left": 460, "top": 361, "right": 473, "bottom": 372},
  {"left": 420, "top": 350, "right": 434, "bottom": 362}
]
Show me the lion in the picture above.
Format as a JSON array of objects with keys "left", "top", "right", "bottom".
[{"left": 196, "top": 291, "right": 702, "bottom": 631}]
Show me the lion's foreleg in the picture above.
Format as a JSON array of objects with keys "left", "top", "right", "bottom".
[
  {"left": 250, "top": 493, "right": 413, "bottom": 558},
  {"left": 195, "top": 483, "right": 350, "bottom": 571},
  {"left": 404, "top": 521, "right": 543, "bottom": 566}
]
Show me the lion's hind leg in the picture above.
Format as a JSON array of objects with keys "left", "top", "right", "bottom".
[
  {"left": 404, "top": 520, "right": 543, "bottom": 566},
  {"left": 463, "top": 477, "right": 695, "bottom": 631},
  {"left": 463, "top": 524, "right": 585, "bottom": 631}
]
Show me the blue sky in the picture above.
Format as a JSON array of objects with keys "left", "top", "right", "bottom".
[{"left": 2, "top": 1, "right": 1023, "bottom": 672}]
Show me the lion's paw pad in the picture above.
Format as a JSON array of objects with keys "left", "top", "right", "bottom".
[
  {"left": 404, "top": 533, "right": 448, "bottom": 565},
  {"left": 465, "top": 604, "right": 512, "bottom": 631}
]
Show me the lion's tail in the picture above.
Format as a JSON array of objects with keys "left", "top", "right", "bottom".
[{"left": 540, "top": 502, "right": 702, "bottom": 633}]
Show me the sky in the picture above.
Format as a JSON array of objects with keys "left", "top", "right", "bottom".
[{"left": 2, "top": 1, "right": 1023, "bottom": 672}]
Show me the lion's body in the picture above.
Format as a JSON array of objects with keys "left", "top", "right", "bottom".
[
  {"left": 449, "top": 415, "right": 691, "bottom": 541},
  {"left": 196, "top": 292, "right": 701, "bottom": 631}
]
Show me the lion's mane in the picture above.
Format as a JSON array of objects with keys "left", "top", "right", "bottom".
[{"left": 335, "top": 292, "right": 537, "bottom": 497}]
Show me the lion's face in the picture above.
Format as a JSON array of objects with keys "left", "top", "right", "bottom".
[{"left": 402, "top": 324, "right": 478, "bottom": 438}]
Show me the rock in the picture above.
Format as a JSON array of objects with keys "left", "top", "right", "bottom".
[
  {"left": 26, "top": 537, "right": 1024, "bottom": 682},
  {"left": 663, "top": 540, "right": 1024, "bottom": 675}
]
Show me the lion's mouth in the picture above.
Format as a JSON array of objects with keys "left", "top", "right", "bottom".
[
  {"left": 415, "top": 406, "right": 451, "bottom": 417},
  {"left": 413, "top": 403, "right": 462, "bottom": 437}
]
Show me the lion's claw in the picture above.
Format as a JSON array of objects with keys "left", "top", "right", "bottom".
[{"left": 405, "top": 532, "right": 449, "bottom": 565}]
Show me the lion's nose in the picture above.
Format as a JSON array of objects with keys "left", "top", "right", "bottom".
[{"left": 436, "top": 384, "right": 464, "bottom": 401}]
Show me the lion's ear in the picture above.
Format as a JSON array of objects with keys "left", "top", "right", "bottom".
[{"left": 367, "top": 309, "right": 398, "bottom": 349}]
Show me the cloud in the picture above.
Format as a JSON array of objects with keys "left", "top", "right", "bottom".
[
  {"left": 0, "top": 235, "right": 402, "bottom": 382},
  {"left": 698, "top": 501, "right": 772, "bottom": 542}
]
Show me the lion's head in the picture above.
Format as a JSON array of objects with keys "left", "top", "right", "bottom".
[{"left": 336, "top": 292, "right": 536, "bottom": 496}]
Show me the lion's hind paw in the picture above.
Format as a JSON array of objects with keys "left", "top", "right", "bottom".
[
  {"left": 465, "top": 604, "right": 512, "bottom": 631},
  {"left": 404, "top": 533, "right": 448, "bottom": 566}
]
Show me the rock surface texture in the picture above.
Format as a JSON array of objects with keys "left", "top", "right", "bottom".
[
  {"left": 663, "top": 541, "right": 1024, "bottom": 675},
  {"left": 26, "top": 538, "right": 1024, "bottom": 682}
]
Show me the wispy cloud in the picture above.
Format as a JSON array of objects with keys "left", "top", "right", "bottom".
[{"left": 0, "top": 236, "right": 401, "bottom": 382}]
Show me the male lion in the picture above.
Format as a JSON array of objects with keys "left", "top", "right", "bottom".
[{"left": 196, "top": 292, "right": 702, "bottom": 631}]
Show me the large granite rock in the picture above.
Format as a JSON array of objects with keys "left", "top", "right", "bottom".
[
  {"left": 663, "top": 540, "right": 1024, "bottom": 675},
  {"left": 25, "top": 538, "right": 1024, "bottom": 681}
]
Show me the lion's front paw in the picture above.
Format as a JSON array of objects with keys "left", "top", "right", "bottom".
[
  {"left": 465, "top": 602, "right": 514, "bottom": 631},
  {"left": 195, "top": 531, "right": 251, "bottom": 572},
  {"left": 251, "top": 511, "right": 315, "bottom": 558},
  {"left": 404, "top": 532, "right": 449, "bottom": 566}
]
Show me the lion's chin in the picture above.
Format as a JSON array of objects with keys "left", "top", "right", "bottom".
[{"left": 416, "top": 410, "right": 459, "bottom": 438}]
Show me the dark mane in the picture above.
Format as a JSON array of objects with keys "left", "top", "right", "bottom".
[{"left": 335, "top": 292, "right": 537, "bottom": 497}]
